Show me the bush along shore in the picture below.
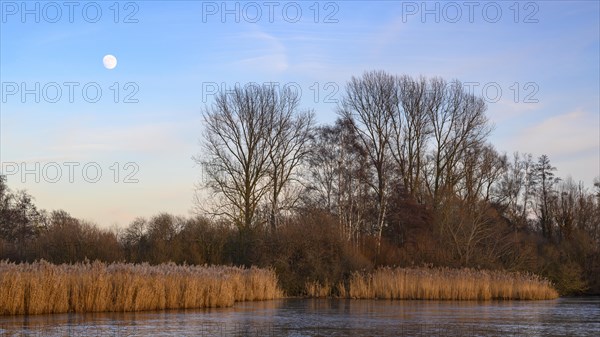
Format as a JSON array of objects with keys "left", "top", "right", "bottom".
[
  {"left": 307, "top": 267, "right": 558, "bottom": 300},
  {"left": 0, "top": 261, "right": 282, "bottom": 315}
]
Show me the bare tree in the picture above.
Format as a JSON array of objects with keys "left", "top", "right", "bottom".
[
  {"left": 197, "top": 84, "right": 312, "bottom": 231},
  {"left": 494, "top": 152, "right": 524, "bottom": 220},
  {"left": 435, "top": 143, "right": 507, "bottom": 266},
  {"left": 306, "top": 125, "right": 340, "bottom": 213},
  {"left": 458, "top": 144, "right": 507, "bottom": 203},
  {"left": 335, "top": 118, "right": 372, "bottom": 243},
  {"left": 197, "top": 85, "right": 275, "bottom": 230},
  {"left": 425, "top": 78, "right": 491, "bottom": 207},
  {"left": 391, "top": 75, "right": 432, "bottom": 201},
  {"left": 305, "top": 119, "right": 370, "bottom": 242},
  {"left": 0, "top": 176, "right": 42, "bottom": 245},
  {"left": 437, "top": 196, "right": 500, "bottom": 266},
  {"left": 585, "top": 178, "right": 600, "bottom": 245},
  {"left": 533, "top": 154, "right": 560, "bottom": 239},
  {"left": 339, "top": 70, "right": 397, "bottom": 253},
  {"left": 554, "top": 177, "right": 578, "bottom": 241},
  {"left": 494, "top": 152, "right": 537, "bottom": 228},
  {"left": 265, "top": 95, "right": 314, "bottom": 230}
]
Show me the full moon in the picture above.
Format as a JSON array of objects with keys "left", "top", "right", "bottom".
[{"left": 103, "top": 54, "right": 117, "bottom": 70}]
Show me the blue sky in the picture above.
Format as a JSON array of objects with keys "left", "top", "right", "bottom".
[{"left": 1, "top": 0, "right": 599, "bottom": 227}]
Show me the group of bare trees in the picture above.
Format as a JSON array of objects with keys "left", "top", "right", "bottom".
[
  {"left": 496, "top": 153, "right": 600, "bottom": 242},
  {"left": 297, "top": 71, "right": 494, "bottom": 255},
  {"left": 0, "top": 178, "right": 123, "bottom": 263},
  {"left": 0, "top": 176, "right": 42, "bottom": 249},
  {"left": 197, "top": 71, "right": 600, "bottom": 273}
]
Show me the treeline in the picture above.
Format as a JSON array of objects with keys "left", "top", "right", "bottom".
[{"left": 1, "top": 71, "right": 599, "bottom": 296}]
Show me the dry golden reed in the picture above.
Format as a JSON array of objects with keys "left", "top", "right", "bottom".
[
  {"left": 346, "top": 267, "right": 558, "bottom": 300},
  {"left": 305, "top": 280, "right": 331, "bottom": 298},
  {"left": 0, "top": 260, "right": 283, "bottom": 315}
]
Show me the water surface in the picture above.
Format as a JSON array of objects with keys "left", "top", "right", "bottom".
[{"left": 1, "top": 297, "right": 598, "bottom": 336}]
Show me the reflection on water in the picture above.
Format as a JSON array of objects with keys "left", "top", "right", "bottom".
[{"left": 1, "top": 297, "right": 599, "bottom": 336}]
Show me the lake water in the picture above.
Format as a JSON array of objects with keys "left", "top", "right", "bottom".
[{"left": 1, "top": 297, "right": 598, "bottom": 336}]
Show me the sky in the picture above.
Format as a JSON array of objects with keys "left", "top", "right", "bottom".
[{"left": 1, "top": 0, "right": 598, "bottom": 228}]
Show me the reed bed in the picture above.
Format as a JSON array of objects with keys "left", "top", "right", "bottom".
[
  {"left": 305, "top": 280, "right": 332, "bottom": 298},
  {"left": 0, "top": 260, "right": 283, "bottom": 315},
  {"left": 345, "top": 267, "right": 558, "bottom": 300}
]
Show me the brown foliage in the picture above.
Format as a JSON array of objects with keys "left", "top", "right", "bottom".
[
  {"left": 35, "top": 211, "right": 123, "bottom": 263},
  {"left": 267, "top": 211, "right": 372, "bottom": 296}
]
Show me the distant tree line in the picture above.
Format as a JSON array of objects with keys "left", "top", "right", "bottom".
[{"left": 1, "top": 71, "right": 599, "bottom": 296}]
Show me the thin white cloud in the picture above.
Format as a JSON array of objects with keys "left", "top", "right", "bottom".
[
  {"left": 49, "top": 122, "right": 191, "bottom": 156},
  {"left": 507, "top": 109, "right": 599, "bottom": 184},
  {"left": 232, "top": 30, "right": 288, "bottom": 73},
  {"left": 513, "top": 110, "right": 598, "bottom": 156},
  {"left": 487, "top": 98, "right": 544, "bottom": 124},
  {"left": 370, "top": 16, "right": 405, "bottom": 58}
]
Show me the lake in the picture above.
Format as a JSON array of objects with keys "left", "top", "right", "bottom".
[{"left": 1, "top": 297, "right": 598, "bottom": 336}]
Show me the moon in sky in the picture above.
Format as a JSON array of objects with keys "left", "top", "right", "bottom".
[{"left": 103, "top": 54, "right": 117, "bottom": 70}]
